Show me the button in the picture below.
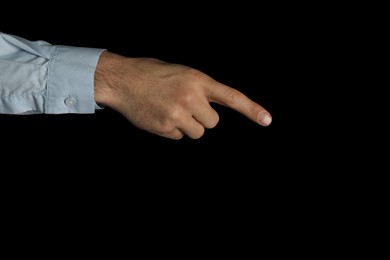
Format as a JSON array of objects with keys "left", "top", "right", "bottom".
[{"left": 64, "top": 97, "right": 76, "bottom": 107}]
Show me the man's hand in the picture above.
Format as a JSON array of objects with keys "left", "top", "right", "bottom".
[{"left": 94, "top": 51, "right": 272, "bottom": 140}]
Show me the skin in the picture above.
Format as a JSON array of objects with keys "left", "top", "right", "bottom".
[{"left": 94, "top": 50, "right": 272, "bottom": 140}]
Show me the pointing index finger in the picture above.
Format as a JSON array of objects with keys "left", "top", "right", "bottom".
[{"left": 206, "top": 81, "right": 272, "bottom": 126}]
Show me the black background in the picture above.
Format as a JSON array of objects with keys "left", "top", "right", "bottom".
[
  {"left": 1, "top": 3, "right": 312, "bottom": 223},
  {"left": 2, "top": 5, "right": 294, "bottom": 171},
  {"left": 1, "top": 5, "right": 368, "bottom": 252}
]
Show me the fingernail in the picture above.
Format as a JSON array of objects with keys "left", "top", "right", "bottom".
[{"left": 258, "top": 112, "right": 272, "bottom": 126}]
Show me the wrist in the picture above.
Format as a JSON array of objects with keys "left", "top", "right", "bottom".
[{"left": 94, "top": 50, "right": 127, "bottom": 108}]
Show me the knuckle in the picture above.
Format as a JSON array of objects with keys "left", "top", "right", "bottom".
[
  {"left": 157, "top": 107, "right": 182, "bottom": 134},
  {"left": 190, "top": 127, "right": 205, "bottom": 139},
  {"left": 182, "top": 69, "right": 212, "bottom": 87},
  {"left": 209, "top": 114, "right": 220, "bottom": 128},
  {"left": 158, "top": 122, "right": 174, "bottom": 136},
  {"left": 184, "top": 68, "right": 204, "bottom": 81},
  {"left": 170, "top": 133, "right": 184, "bottom": 140},
  {"left": 203, "top": 112, "right": 220, "bottom": 129},
  {"left": 177, "top": 90, "right": 197, "bottom": 107},
  {"left": 166, "top": 106, "right": 183, "bottom": 122}
]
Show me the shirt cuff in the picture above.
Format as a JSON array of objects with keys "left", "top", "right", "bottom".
[{"left": 45, "top": 45, "right": 104, "bottom": 114}]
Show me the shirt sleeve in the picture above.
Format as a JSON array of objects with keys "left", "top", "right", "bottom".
[{"left": 0, "top": 31, "right": 105, "bottom": 114}]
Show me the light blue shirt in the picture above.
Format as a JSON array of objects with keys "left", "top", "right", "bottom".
[{"left": 0, "top": 32, "right": 104, "bottom": 114}]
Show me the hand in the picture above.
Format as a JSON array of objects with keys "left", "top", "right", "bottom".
[{"left": 94, "top": 51, "right": 272, "bottom": 140}]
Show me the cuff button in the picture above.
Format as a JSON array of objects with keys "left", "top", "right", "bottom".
[{"left": 64, "top": 97, "right": 76, "bottom": 107}]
